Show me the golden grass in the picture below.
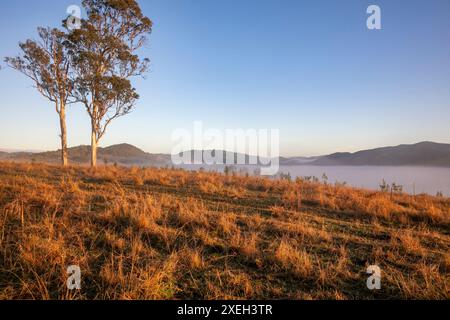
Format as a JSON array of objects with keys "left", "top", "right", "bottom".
[{"left": 0, "top": 161, "right": 448, "bottom": 299}]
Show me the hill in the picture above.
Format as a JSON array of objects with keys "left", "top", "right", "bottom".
[
  {"left": 0, "top": 143, "right": 171, "bottom": 167},
  {"left": 310, "top": 142, "right": 450, "bottom": 166}
]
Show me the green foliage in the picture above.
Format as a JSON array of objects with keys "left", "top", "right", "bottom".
[
  {"left": 67, "top": 0, "right": 153, "bottom": 143},
  {"left": 4, "top": 27, "right": 74, "bottom": 108},
  {"left": 391, "top": 182, "right": 403, "bottom": 194},
  {"left": 380, "top": 179, "right": 403, "bottom": 194},
  {"left": 380, "top": 179, "right": 389, "bottom": 192}
]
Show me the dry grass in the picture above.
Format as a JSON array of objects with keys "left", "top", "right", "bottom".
[{"left": 0, "top": 161, "right": 448, "bottom": 300}]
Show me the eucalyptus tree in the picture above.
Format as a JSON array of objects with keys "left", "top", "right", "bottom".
[
  {"left": 5, "top": 27, "right": 75, "bottom": 166},
  {"left": 67, "top": 0, "right": 152, "bottom": 167}
]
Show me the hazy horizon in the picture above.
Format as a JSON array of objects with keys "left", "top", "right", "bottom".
[{"left": 1, "top": 139, "right": 450, "bottom": 158}]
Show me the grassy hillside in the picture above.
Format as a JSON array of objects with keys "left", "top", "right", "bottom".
[{"left": 0, "top": 162, "right": 448, "bottom": 299}]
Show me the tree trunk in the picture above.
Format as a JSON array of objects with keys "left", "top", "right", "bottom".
[
  {"left": 59, "top": 103, "right": 68, "bottom": 167},
  {"left": 91, "top": 123, "right": 97, "bottom": 168}
]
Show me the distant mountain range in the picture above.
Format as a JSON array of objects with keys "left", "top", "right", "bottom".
[
  {"left": 0, "top": 148, "right": 43, "bottom": 153},
  {"left": 307, "top": 141, "right": 450, "bottom": 167},
  {"left": 0, "top": 141, "right": 449, "bottom": 167}
]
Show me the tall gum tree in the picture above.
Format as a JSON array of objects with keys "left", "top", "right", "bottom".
[
  {"left": 5, "top": 27, "right": 75, "bottom": 166},
  {"left": 68, "top": 0, "right": 152, "bottom": 167}
]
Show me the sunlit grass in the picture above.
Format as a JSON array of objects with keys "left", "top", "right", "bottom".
[{"left": 0, "top": 161, "right": 448, "bottom": 299}]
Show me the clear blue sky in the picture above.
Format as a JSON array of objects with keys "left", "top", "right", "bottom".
[{"left": 0, "top": 0, "right": 449, "bottom": 156}]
